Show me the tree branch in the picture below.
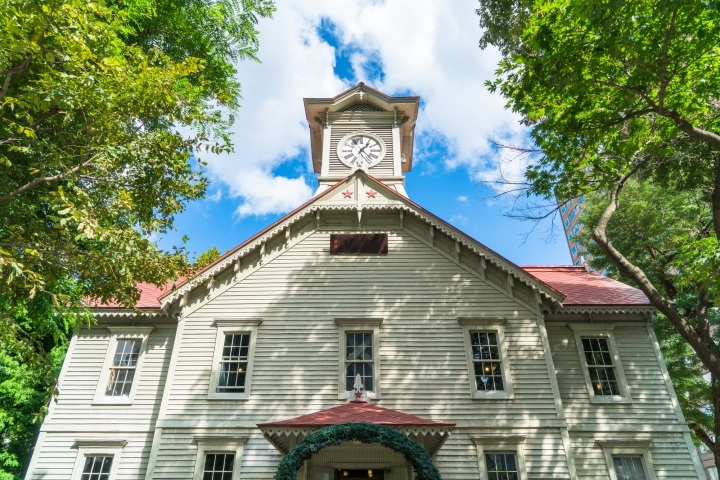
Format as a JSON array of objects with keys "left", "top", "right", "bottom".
[
  {"left": 0, "top": 152, "right": 98, "bottom": 202},
  {"left": 0, "top": 20, "right": 48, "bottom": 101},
  {"left": 712, "top": 159, "right": 720, "bottom": 240},
  {"left": 658, "top": 6, "right": 679, "bottom": 110},
  {"left": 689, "top": 421, "right": 715, "bottom": 454},
  {"left": 0, "top": 56, "right": 32, "bottom": 101},
  {"left": 659, "top": 108, "right": 720, "bottom": 149},
  {"left": 591, "top": 167, "right": 720, "bottom": 378},
  {"left": 714, "top": 375, "right": 720, "bottom": 466},
  {"left": 697, "top": 289, "right": 712, "bottom": 344},
  {"left": 598, "top": 107, "right": 656, "bottom": 130},
  {"left": 0, "top": 107, "right": 61, "bottom": 146}
]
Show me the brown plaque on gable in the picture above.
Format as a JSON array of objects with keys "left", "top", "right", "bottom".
[{"left": 330, "top": 234, "right": 388, "bottom": 255}]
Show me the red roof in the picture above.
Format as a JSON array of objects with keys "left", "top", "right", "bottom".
[
  {"left": 92, "top": 265, "right": 651, "bottom": 310},
  {"left": 92, "top": 267, "right": 650, "bottom": 310},
  {"left": 87, "top": 280, "right": 178, "bottom": 309},
  {"left": 257, "top": 400, "right": 455, "bottom": 429},
  {"left": 522, "top": 266, "right": 650, "bottom": 306}
]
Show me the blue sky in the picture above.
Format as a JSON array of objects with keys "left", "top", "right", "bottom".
[{"left": 158, "top": 2, "right": 572, "bottom": 266}]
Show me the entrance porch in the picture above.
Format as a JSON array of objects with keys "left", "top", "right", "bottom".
[{"left": 257, "top": 400, "right": 455, "bottom": 480}]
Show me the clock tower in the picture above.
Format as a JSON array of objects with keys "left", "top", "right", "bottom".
[{"left": 304, "top": 83, "right": 420, "bottom": 197}]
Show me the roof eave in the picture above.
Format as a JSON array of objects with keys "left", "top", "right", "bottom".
[
  {"left": 257, "top": 423, "right": 455, "bottom": 456},
  {"left": 158, "top": 177, "right": 353, "bottom": 308},
  {"left": 160, "top": 171, "right": 567, "bottom": 310},
  {"left": 89, "top": 308, "right": 166, "bottom": 319}
]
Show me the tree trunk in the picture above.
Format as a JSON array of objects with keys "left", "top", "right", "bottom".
[{"left": 591, "top": 175, "right": 720, "bottom": 378}]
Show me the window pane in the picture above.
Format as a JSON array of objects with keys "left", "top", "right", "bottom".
[
  {"left": 612, "top": 455, "right": 647, "bottom": 480},
  {"left": 113, "top": 340, "right": 140, "bottom": 367},
  {"left": 485, "top": 452, "right": 518, "bottom": 479},
  {"left": 345, "top": 332, "right": 374, "bottom": 392},
  {"left": 581, "top": 337, "right": 620, "bottom": 396},
  {"left": 81, "top": 456, "right": 113, "bottom": 480},
  {"left": 346, "top": 361, "right": 373, "bottom": 391},
  {"left": 203, "top": 454, "right": 234, "bottom": 480},
  {"left": 470, "top": 331, "right": 504, "bottom": 391},
  {"left": 217, "top": 362, "right": 247, "bottom": 393},
  {"left": 106, "top": 340, "right": 141, "bottom": 397},
  {"left": 217, "top": 333, "right": 250, "bottom": 393},
  {"left": 223, "top": 334, "right": 250, "bottom": 360},
  {"left": 83, "top": 457, "right": 94, "bottom": 474}
]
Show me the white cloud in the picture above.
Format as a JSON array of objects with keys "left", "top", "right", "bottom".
[
  {"left": 233, "top": 170, "right": 313, "bottom": 217},
  {"left": 200, "top": 5, "right": 344, "bottom": 217},
  {"left": 315, "top": 1, "right": 527, "bottom": 174},
  {"left": 449, "top": 214, "right": 469, "bottom": 226},
  {"left": 457, "top": 195, "right": 468, "bottom": 203},
  {"left": 472, "top": 130, "right": 538, "bottom": 195},
  {"left": 202, "top": 0, "right": 526, "bottom": 216},
  {"left": 207, "top": 189, "right": 223, "bottom": 202}
]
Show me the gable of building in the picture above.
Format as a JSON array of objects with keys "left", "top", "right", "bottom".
[{"left": 157, "top": 171, "right": 565, "bottom": 319}]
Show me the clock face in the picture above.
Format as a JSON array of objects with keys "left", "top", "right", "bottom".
[{"left": 337, "top": 133, "right": 386, "bottom": 168}]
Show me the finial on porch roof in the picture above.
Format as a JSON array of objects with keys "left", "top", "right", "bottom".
[{"left": 348, "top": 373, "right": 368, "bottom": 402}]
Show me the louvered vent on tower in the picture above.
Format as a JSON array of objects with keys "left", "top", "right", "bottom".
[{"left": 342, "top": 103, "right": 384, "bottom": 112}]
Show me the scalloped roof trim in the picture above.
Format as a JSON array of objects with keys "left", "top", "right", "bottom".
[{"left": 155, "top": 172, "right": 566, "bottom": 309}]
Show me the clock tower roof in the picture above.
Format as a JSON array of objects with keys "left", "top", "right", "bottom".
[{"left": 304, "top": 83, "right": 420, "bottom": 174}]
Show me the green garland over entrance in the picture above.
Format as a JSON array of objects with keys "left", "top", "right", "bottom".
[{"left": 274, "top": 422, "right": 442, "bottom": 480}]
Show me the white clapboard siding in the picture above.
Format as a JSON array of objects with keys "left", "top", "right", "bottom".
[
  {"left": 547, "top": 323, "right": 701, "bottom": 478},
  {"left": 153, "top": 430, "right": 279, "bottom": 480},
  {"left": 546, "top": 324, "right": 678, "bottom": 425},
  {"left": 27, "top": 211, "right": 703, "bottom": 479},
  {"left": 46, "top": 320, "right": 176, "bottom": 426},
  {"left": 148, "top": 229, "right": 576, "bottom": 479},
  {"left": 570, "top": 432, "right": 698, "bottom": 479},
  {"left": 28, "top": 433, "right": 154, "bottom": 480},
  {"left": 163, "top": 230, "right": 555, "bottom": 422},
  {"left": 151, "top": 428, "right": 571, "bottom": 480},
  {"left": 434, "top": 429, "right": 569, "bottom": 480}
]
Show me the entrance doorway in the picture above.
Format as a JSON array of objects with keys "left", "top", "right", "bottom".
[{"left": 334, "top": 469, "right": 385, "bottom": 480}]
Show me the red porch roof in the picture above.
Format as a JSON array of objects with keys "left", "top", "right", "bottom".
[{"left": 257, "top": 400, "right": 455, "bottom": 429}]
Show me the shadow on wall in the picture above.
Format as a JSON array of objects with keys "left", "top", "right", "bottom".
[{"left": 153, "top": 226, "right": 568, "bottom": 478}]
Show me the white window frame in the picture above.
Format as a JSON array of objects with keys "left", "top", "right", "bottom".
[
  {"left": 596, "top": 439, "right": 657, "bottom": 480},
  {"left": 193, "top": 437, "right": 248, "bottom": 480},
  {"left": 570, "top": 324, "right": 632, "bottom": 404},
  {"left": 207, "top": 318, "right": 261, "bottom": 400},
  {"left": 336, "top": 318, "right": 383, "bottom": 400},
  {"left": 93, "top": 326, "right": 154, "bottom": 405},
  {"left": 459, "top": 318, "right": 514, "bottom": 399},
  {"left": 71, "top": 440, "right": 126, "bottom": 480},
  {"left": 707, "top": 467, "right": 719, "bottom": 480},
  {"left": 472, "top": 435, "right": 527, "bottom": 480}
]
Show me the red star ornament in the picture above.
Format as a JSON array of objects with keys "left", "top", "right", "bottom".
[
  {"left": 342, "top": 189, "right": 353, "bottom": 199},
  {"left": 366, "top": 189, "right": 377, "bottom": 198}
]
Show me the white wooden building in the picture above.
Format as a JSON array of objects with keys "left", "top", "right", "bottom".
[{"left": 25, "top": 84, "right": 705, "bottom": 480}]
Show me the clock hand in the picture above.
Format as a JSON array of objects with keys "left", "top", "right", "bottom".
[{"left": 359, "top": 150, "right": 373, "bottom": 164}]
